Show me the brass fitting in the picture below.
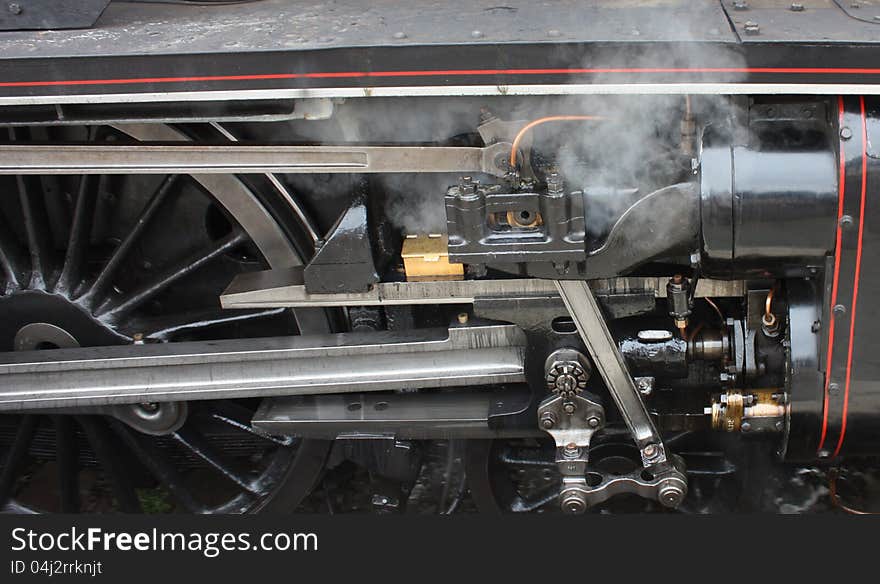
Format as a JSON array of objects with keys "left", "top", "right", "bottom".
[{"left": 401, "top": 233, "right": 464, "bottom": 281}]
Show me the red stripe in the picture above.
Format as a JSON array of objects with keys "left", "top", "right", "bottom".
[
  {"left": 818, "top": 95, "right": 848, "bottom": 452},
  {"left": 2, "top": 67, "right": 880, "bottom": 89},
  {"left": 833, "top": 96, "right": 869, "bottom": 456}
]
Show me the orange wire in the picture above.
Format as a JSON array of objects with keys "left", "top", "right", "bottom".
[{"left": 509, "top": 115, "right": 605, "bottom": 168}]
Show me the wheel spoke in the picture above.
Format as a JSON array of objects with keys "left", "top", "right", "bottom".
[
  {"left": 172, "top": 426, "right": 260, "bottom": 496},
  {"left": 85, "top": 174, "right": 180, "bottom": 304},
  {"left": 56, "top": 174, "right": 99, "bottom": 295},
  {"left": 0, "top": 213, "right": 25, "bottom": 292},
  {"left": 40, "top": 177, "right": 72, "bottom": 246},
  {"left": 497, "top": 449, "right": 557, "bottom": 468},
  {"left": 52, "top": 415, "right": 81, "bottom": 513},
  {"left": 107, "top": 419, "right": 206, "bottom": 513},
  {"left": 204, "top": 401, "right": 294, "bottom": 447},
  {"left": 509, "top": 488, "right": 559, "bottom": 513},
  {"left": 131, "top": 307, "right": 286, "bottom": 341},
  {"left": 77, "top": 416, "right": 142, "bottom": 513},
  {"left": 97, "top": 229, "right": 247, "bottom": 321},
  {"left": 0, "top": 415, "right": 38, "bottom": 504},
  {"left": 16, "top": 175, "right": 54, "bottom": 290}
]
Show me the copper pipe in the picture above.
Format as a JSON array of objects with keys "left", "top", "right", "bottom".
[
  {"left": 705, "top": 297, "right": 724, "bottom": 323},
  {"left": 509, "top": 115, "right": 604, "bottom": 168},
  {"left": 829, "top": 469, "right": 875, "bottom": 515},
  {"left": 765, "top": 288, "right": 776, "bottom": 319}
]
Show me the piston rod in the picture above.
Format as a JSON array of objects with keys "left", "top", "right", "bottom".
[{"left": 0, "top": 324, "right": 526, "bottom": 411}]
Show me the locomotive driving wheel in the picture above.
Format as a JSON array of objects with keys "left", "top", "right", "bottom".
[{"left": 0, "top": 123, "right": 332, "bottom": 514}]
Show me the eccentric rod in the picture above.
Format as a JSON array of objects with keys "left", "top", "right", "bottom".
[{"left": 0, "top": 142, "right": 511, "bottom": 176}]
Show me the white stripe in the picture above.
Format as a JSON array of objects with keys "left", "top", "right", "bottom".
[{"left": 0, "top": 82, "right": 877, "bottom": 106}]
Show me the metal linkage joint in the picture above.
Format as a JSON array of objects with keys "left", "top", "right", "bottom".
[
  {"left": 552, "top": 279, "right": 689, "bottom": 511},
  {"left": 537, "top": 391, "right": 604, "bottom": 514}
]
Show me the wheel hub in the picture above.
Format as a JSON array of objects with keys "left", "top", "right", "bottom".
[{"left": 0, "top": 290, "right": 124, "bottom": 352}]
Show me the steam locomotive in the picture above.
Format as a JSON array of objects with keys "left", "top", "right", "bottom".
[{"left": 0, "top": 0, "right": 878, "bottom": 514}]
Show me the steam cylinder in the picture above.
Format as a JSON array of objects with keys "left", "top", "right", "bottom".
[{"left": 699, "top": 122, "right": 838, "bottom": 277}]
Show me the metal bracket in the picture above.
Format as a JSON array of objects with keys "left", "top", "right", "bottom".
[
  {"left": 537, "top": 391, "right": 604, "bottom": 514},
  {"left": 538, "top": 393, "right": 604, "bottom": 475},
  {"left": 303, "top": 192, "right": 378, "bottom": 294}
]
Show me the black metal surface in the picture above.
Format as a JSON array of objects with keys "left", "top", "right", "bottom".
[
  {"left": 700, "top": 100, "right": 839, "bottom": 277},
  {"left": 303, "top": 191, "right": 378, "bottom": 294},
  {"left": 445, "top": 179, "right": 586, "bottom": 265},
  {"left": 7, "top": 42, "right": 880, "bottom": 103},
  {"left": 785, "top": 279, "right": 825, "bottom": 460},
  {"left": 448, "top": 181, "right": 699, "bottom": 280},
  {"left": 725, "top": 0, "right": 880, "bottom": 42},
  {"left": 620, "top": 335, "right": 689, "bottom": 378},
  {"left": 0, "top": 1, "right": 878, "bottom": 104},
  {"left": 829, "top": 95, "right": 880, "bottom": 456},
  {"left": 0, "top": 0, "right": 739, "bottom": 57},
  {"left": 0, "top": 0, "right": 109, "bottom": 32}
]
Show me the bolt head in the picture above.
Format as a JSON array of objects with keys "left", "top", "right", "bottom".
[
  {"left": 562, "top": 443, "right": 581, "bottom": 459},
  {"left": 586, "top": 416, "right": 601, "bottom": 428},
  {"left": 657, "top": 480, "right": 686, "bottom": 508},
  {"left": 642, "top": 443, "right": 658, "bottom": 459},
  {"left": 7, "top": 3, "right": 21, "bottom": 15},
  {"left": 741, "top": 421, "right": 752, "bottom": 432},
  {"left": 563, "top": 401, "right": 577, "bottom": 414},
  {"left": 833, "top": 304, "right": 847, "bottom": 316},
  {"left": 560, "top": 491, "right": 588, "bottom": 514},
  {"left": 539, "top": 412, "right": 556, "bottom": 429},
  {"left": 839, "top": 215, "right": 854, "bottom": 228},
  {"left": 840, "top": 127, "right": 853, "bottom": 140},
  {"left": 790, "top": 2, "right": 804, "bottom": 11}
]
